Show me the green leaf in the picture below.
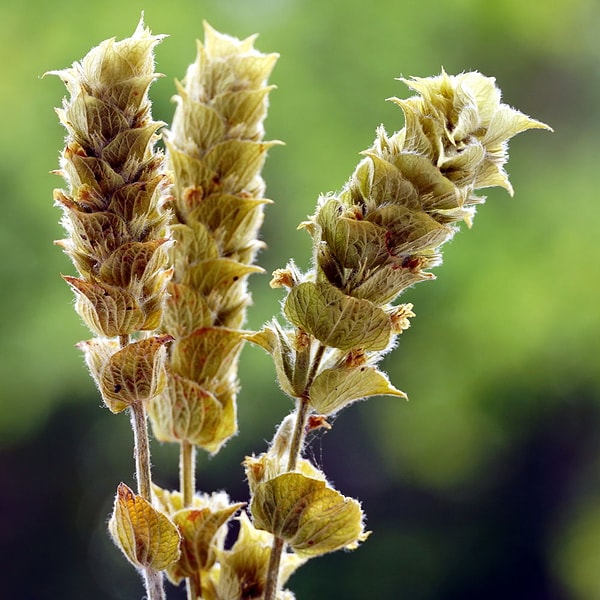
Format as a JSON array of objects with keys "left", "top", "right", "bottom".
[
  {"left": 250, "top": 472, "right": 369, "bottom": 558},
  {"left": 170, "top": 327, "right": 245, "bottom": 387},
  {"left": 317, "top": 198, "right": 388, "bottom": 270},
  {"left": 310, "top": 365, "right": 406, "bottom": 415},
  {"left": 284, "top": 282, "right": 392, "bottom": 351}
]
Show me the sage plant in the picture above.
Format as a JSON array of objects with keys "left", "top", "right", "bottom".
[
  {"left": 147, "top": 23, "right": 288, "bottom": 599},
  {"left": 50, "top": 21, "right": 180, "bottom": 600},
  {"left": 51, "top": 18, "right": 550, "bottom": 600},
  {"left": 245, "top": 70, "right": 551, "bottom": 598}
]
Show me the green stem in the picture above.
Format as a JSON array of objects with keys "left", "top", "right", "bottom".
[{"left": 263, "top": 341, "right": 326, "bottom": 600}]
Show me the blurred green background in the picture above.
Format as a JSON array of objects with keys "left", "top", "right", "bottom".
[{"left": 1, "top": 0, "right": 599, "bottom": 598}]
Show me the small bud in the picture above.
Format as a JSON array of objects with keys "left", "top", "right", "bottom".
[
  {"left": 270, "top": 268, "right": 296, "bottom": 289},
  {"left": 214, "top": 512, "right": 305, "bottom": 600},
  {"left": 389, "top": 302, "right": 415, "bottom": 334}
]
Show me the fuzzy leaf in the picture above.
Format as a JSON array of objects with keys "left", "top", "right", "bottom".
[
  {"left": 166, "top": 143, "right": 215, "bottom": 199},
  {"left": 250, "top": 472, "right": 368, "bottom": 558},
  {"left": 170, "top": 327, "right": 245, "bottom": 387},
  {"left": 108, "top": 482, "right": 181, "bottom": 570},
  {"left": 99, "top": 239, "right": 169, "bottom": 288},
  {"left": 188, "top": 193, "right": 271, "bottom": 254},
  {"left": 66, "top": 152, "right": 125, "bottom": 196},
  {"left": 310, "top": 365, "right": 406, "bottom": 415},
  {"left": 182, "top": 258, "right": 262, "bottom": 319},
  {"left": 168, "top": 502, "right": 244, "bottom": 581},
  {"left": 284, "top": 282, "right": 392, "bottom": 351},
  {"left": 107, "top": 176, "right": 164, "bottom": 227},
  {"left": 202, "top": 139, "right": 279, "bottom": 194},
  {"left": 102, "top": 123, "right": 161, "bottom": 167},
  {"left": 65, "top": 92, "right": 129, "bottom": 145},
  {"left": 162, "top": 282, "right": 214, "bottom": 338},
  {"left": 97, "top": 335, "right": 172, "bottom": 412},
  {"left": 64, "top": 276, "right": 146, "bottom": 337},
  {"left": 58, "top": 209, "right": 129, "bottom": 259},
  {"left": 212, "top": 87, "right": 274, "bottom": 138},
  {"left": 347, "top": 263, "right": 433, "bottom": 304},
  {"left": 149, "top": 371, "right": 223, "bottom": 446},
  {"left": 317, "top": 198, "right": 388, "bottom": 270},
  {"left": 170, "top": 222, "right": 219, "bottom": 266},
  {"left": 171, "top": 85, "right": 227, "bottom": 154},
  {"left": 245, "top": 323, "right": 299, "bottom": 397}
]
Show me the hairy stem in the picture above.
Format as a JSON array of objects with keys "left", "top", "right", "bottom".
[
  {"left": 181, "top": 439, "right": 200, "bottom": 599},
  {"left": 264, "top": 342, "right": 326, "bottom": 599},
  {"left": 121, "top": 334, "right": 164, "bottom": 600},
  {"left": 263, "top": 536, "right": 285, "bottom": 600},
  {"left": 130, "top": 402, "right": 153, "bottom": 501},
  {"left": 143, "top": 567, "right": 167, "bottom": 600},
  {"left": 180, "top": 440, "right": 196, "bottom": 506},
  {"left": 129, "top": 397, "right": 165, "bottom": 600}
]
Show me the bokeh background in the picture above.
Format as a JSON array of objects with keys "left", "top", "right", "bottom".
[{"left": 1, "top": 0, "right": 599, "bottom": 598}]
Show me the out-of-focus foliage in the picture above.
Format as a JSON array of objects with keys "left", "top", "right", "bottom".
[{"left": 1, "top": 0, "right": 599, "bottom": 598}]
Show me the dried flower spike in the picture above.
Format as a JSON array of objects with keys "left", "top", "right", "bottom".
[
  {"left": 50, "top": 19, "right": 175, "bottom": 600},
  {"left": 250, "top": 71, "right": 550, "bottom": 599},
  {"left": 149, "top": 22, "right": 280, "bottom": 455},
  {"left": 51, "top": 20, "right": 172, "bottom": 343}
]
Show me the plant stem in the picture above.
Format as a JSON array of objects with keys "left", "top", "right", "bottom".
[
  {"left": 143, "top": 568, "right": 167, "bottom": 600},
  {"left": 180, "top": 440, "right": 196, "bottom": 506},
  {"left": 186, "top": 571, "right": 202, "bottom": 600},
  {"left": 181, "top": 440, "right": 200, "bottom": 599},
  {"left": 130, "top": 401, "right": 166, "bottom": 600},
  {"left": 130, "top": 402, "right": 153, "bottom": 501},
  {"left": 263, "top": 342, "right": 326, "bottom": 600},
  {"left": 263, "top": 536, "right": 285, "bottom": 600},
  {"left": 121, "top": 335, "right": 165, "bottom": 600}
]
